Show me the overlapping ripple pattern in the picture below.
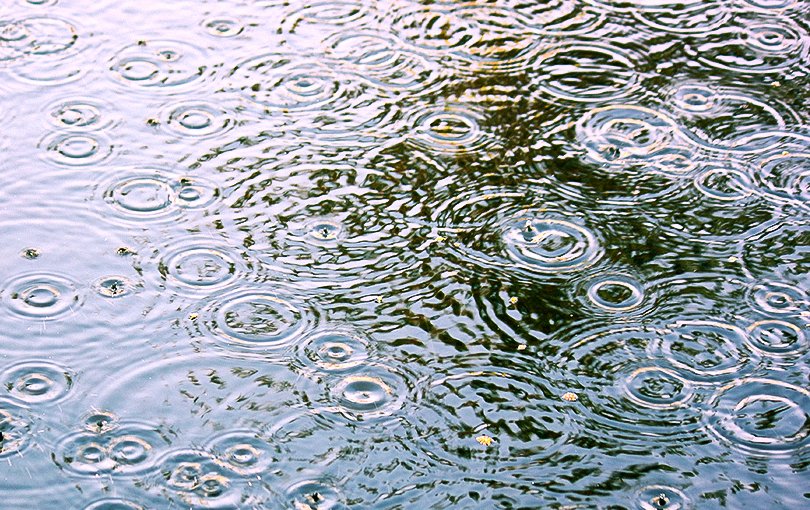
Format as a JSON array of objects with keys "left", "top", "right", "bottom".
[{"left": 1, "top": 0, "right": 810, "bottom": 508}]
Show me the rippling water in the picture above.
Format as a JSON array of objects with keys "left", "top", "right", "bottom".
[{"left": 1, "top": 0, "right": 810, "bottom": 508}]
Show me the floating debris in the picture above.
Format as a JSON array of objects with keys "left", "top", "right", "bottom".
[
  {"left": 476, "top": 435, "right": 494, "bottom": 446},
  {"left": 561, "top": 392, "right": 578, "bottom": 402},
  {"left": 21, "top": 248, "right": 40, "bottom": 260}
]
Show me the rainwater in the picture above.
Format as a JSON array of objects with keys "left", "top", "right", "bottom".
[{"left": 1, "top": 0, "right": 810, "bottom": 508}]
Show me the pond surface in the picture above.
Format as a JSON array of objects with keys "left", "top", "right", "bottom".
[{"left": 1, "top": 0, "right": 810, "bottom": 508}]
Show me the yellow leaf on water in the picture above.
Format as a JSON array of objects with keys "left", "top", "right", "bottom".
[{"left": 476, "top": 435, "right": 494, "bottom": 446}]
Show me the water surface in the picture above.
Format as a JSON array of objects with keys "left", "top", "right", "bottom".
[{"left": 1, "top": 0, "right": 810, "bottom": 508}]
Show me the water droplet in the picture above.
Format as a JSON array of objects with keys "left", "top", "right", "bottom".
[{"left": 93, "top": 276, "right": 134, "bottom": 298}]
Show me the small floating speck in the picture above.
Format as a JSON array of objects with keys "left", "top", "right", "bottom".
[
  {"left": 561, "top": 392, "right": 578, "bottom": 402},
  {"left": 21, "top": 248, "right": 40, "bottom": 260},
  {"left": 189, "top": 312, "right": 199, "bottom": 320},
  {"left": 509, "top": 296, "right": 518, "bottom": 305}
]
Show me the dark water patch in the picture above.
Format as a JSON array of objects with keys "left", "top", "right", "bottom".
[
  {"left": 688, "top": 14, "right": 809, "bottom": 77},
  {"left": 746, "top": 317, "right": 809, "bottom": 361},
  {"left": 552, "top": 325, "right": 707, "bottom": 453},
  {"left": 532, "top": 42, "right": 647, "bottom": 104},
  {"left": 402, "top": 353, "right": 578, "bottom": 472},
  {"left": 740, "top": 218, "right": 810, "bottom": 291},
  {"left": 705, "top": 378, "right": 810, "bottom": 461}
]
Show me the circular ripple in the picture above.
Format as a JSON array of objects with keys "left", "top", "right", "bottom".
[
  {"left": 280, "top": 0, "right": 380, "bottom": 36},
  {"left": 284, "top": 479, "right": 344, "bottom": 510},
  {"left": 229, "top": 55, "right": 341, "bottom": 110},
  {"left": 202, "top": 17, "right": 244, "bottom": 37},
  {"left": 2, "top": 272, "right": 82, "bottom": 320},
  {"left": 0, "top": 17, "right": 77, "bottom": 62},
  {"left": 206, "top": 429, "right": 278, "bottom": 475},
  {"left": 1, "top": 360, "right": 73, "bottom": 404},
  {"left": 694, "top": 19, "right": 808, "bottom": 74},
  {"left": 707, "top": 378, "right": 810, "bottom": 456},
  {"left": 623, "top": 367, "right": 694, "bottom": 409},
  {"left": 741, "top": 221, "right": 810, "bottom": 288},
  {"left": 203, "top": 290, "right": 311, "bottom": 350},
  {"left": 110, "top": 40, "right": 210, "bottom": 91},
  {"left": 323, "top": 31, "right": 441, "bottom": 93},
  {"left": 503, "top": 216, "right": 601, "bottom": 273},
  {"left": 55, "top": 422, "right": 170, "bottom": 476},
  {"left": 155, "top": 450, "right": 242, "bottom": 508},
  {"left": 39, "top": 131, "right": 112, "bottom": 166},
  {"left": 635, "top": 486, "right": 689, "bottom": 510},
  {"left": 392, "top": 7, "right": 481, "bottom": 54},
  {"left": 408, "top": 107, "right": 495, "bottom": 155},
  {"left": 554, "top": 326, "right": 704, "bottom": 446},
  {"left": 533, "top": 43, "right": 642, "bottom": 103},
  {"left": 329, "top": 365, "right": 406, "bottom": 422},
  {"left": 747, "top": 319, "right": 807, "bottom": 358},
  {"left": 298, "top": 330, "right": 369, "bottom": 373},
  {"left": 160, "top": 245, "right": 239, "bottom": 292},
  {"left": 580, "top": 272, "right": 647, "bottom": 313},
  {"left": 46, "top": 97, "right": 115, "bottom": 131},
  {"left": 748, "top": 282, "right": 808, "bottom": 316},
  {"left": 0, "top": 406, "right": 31, "bottom": 458},
  {"left": 694, "top": 167, "right": 753, "bottom": 201},
  {"left": 451, "top": 6, "right": 543, "bottom": 71},
  {"left": 630, "top": 3, "right": 731, "bottom": 34},
  {"left": 406, "top": 359, "right": 574, "bottom": 470},
  {"left": 161, "top": 101, "right": 234, "bottom": 138},
  {"left": 83, "top": 411, "right": 119, "bottom": 433},
  {"left": 757, "top": 152, "right": 810, "bottom": 208},
  {"left": 101, "top": 171, "right": 219, "bottom": 223},
  {"left": 740, "top": 0, "right": 798, "bottom": 9},
  {"left": 82, "top": 499, "right": 144, "bottom": 510},
  {"left": 93, "top": 276, "right": 135, "bottom": 298},
  {"left": 577, "top": 105, "right": 682, "bottom": 165},
  {"left": 672, "top": 84, "right": 716, "bottom": 113},
  {"left": 653, "top": 320, "right": 759, "bottom": 384}
]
